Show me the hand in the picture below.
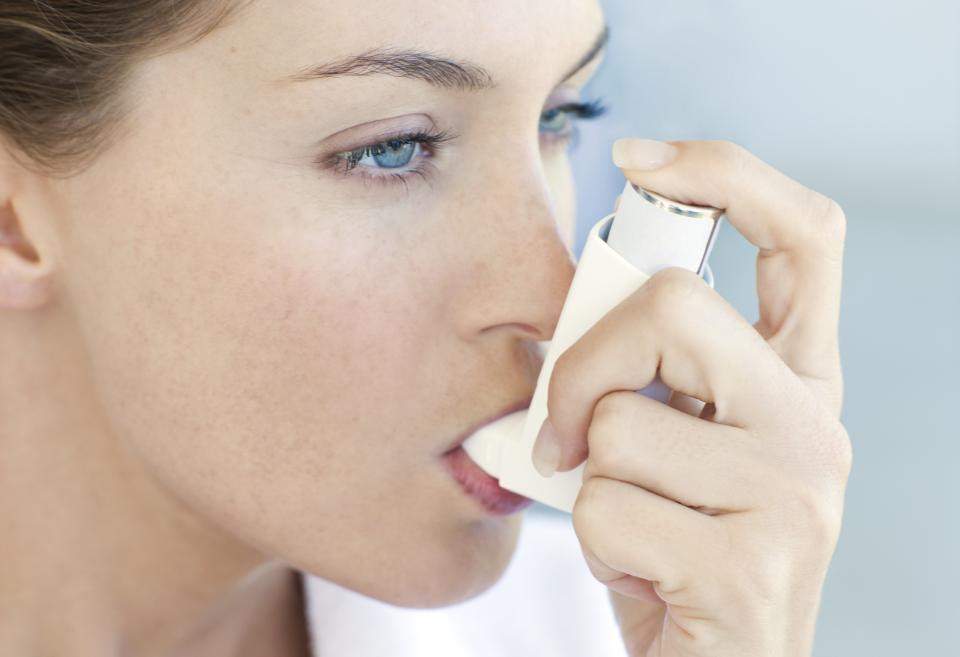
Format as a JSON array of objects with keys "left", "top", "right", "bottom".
[{"left": 533, "top": 139, "right": 851, "bottom": 657}]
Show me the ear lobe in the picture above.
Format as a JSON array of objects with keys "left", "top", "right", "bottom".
[{"left": 0, "top": 197, "right": 55, "bottom": 311}]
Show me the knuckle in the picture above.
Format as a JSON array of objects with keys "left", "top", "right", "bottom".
[
  {"left": 809, "top": 413, "right": 854, "bottom": 483},
  {"left": 679, "top": 621, "right": 727, "bottom": 655},
  {"left": 805, "top": 191, "right": 847, "bottom": 255},
  {"left": 765, "top": 416, "right": 851, "bottom": 546},
  {"left": 809, "top": 490, "right": 844, "bottom": 547},
  {"left": 713, "top": 138, "right": 750, "bottom": 162},
  {"left": 786, "top": 476, "right": 845, "bottom": 547},
  {"left": 591, "top": 391, "right": 630, "bottom": 424},
  {"left": 774, "top": 421, "right": 851, "bottom": 539},
  {"left": 735, "top": 554, "right": 790, "bottom": 619},
  {"left": 580, "top": 546, "right": 613, "bottom": 584},
  {"left": 571, "top": 477, "right": 606, "bottom": 542},
  {"left": 587, "top": 393, "right": 632, "bottom": 473},
  {"left": 831, "top": 423, "right": 854, "bottom": 482},
  {"left": 643, "top": 267, "right": 707, "bottom": 322},
  {"left": 713, "top": 139, "right": 752, "bottom": 180}
]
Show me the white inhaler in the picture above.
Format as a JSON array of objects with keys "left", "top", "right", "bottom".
[{"left": 461, "top": 180, "right": 724, "bottom": 513}]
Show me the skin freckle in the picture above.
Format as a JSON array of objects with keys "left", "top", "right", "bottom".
[{"left": 0, "top": 0, "right": 605, "bottom": 653}]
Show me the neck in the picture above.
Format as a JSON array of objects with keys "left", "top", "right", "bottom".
[{"left": 0, "top": 309, "right": 310, "bottom": 657}]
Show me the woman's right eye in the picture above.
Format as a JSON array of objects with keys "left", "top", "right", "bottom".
[
  {"left": 321, "top": 128, "right": 457, "bottom": 191},
  {"left": 344, "top": 138, "right": 421, "bottom": 170}
]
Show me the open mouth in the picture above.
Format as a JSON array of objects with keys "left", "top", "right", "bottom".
[{"left": 441, "top": 444, "right": 533, "bottom": 515}]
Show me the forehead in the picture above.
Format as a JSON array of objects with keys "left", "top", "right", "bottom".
[{"left": 199, "top": 0, "right": 606, "bottom": 90}]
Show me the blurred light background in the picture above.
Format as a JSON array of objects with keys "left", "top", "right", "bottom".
[{"left": 551, "top": 0, "right": 959, "bottom": 654}]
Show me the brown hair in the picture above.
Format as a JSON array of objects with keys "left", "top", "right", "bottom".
[{"left": 0, "top": 1, "right": 246, "bottom": 175}]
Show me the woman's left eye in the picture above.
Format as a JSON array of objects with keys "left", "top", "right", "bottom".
[{"left": 539, "top": 97, "right": 609, "bottom": 148}]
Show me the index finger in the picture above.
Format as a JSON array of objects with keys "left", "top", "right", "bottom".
[
  {"left": 614, "top": 139, "right": 845, "bottom": 261},
  {"left": 614, "top": 139, "right": 846, "bottom": 413}
]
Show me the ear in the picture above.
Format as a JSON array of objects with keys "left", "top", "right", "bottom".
[{"left": 0, "top": 143, "right": 55, "bottom": 310}]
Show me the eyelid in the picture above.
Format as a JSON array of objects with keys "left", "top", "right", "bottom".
[
  {"left": 543, "top": 97, "right": 610, "bottom": 122},
  {"left": 320, "top": 127, "right": 456, "bottom": 171},
  {"left": 318, "top": 113, "right": 439, "bottom": 152},
  {"left": 317, "top": 128, "right": 456, "bottom": 195}
]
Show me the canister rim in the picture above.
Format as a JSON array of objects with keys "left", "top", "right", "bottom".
[{"left": 633, "top": 184, "right": 723, "bottom": 220}]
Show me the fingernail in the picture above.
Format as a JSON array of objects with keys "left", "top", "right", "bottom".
[
  {"left": 612, "top": 138, "right": 677, "bottom": 170},
  {"left": 532, "top": 417, "right": 561, "bottom": 478}
]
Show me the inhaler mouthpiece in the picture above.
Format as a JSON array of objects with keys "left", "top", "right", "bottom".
[{"left": 461, "top": 181, "right": 723, "bottom": 513}]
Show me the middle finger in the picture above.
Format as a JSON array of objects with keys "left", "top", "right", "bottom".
[{"left": 546, "top": 266, "right": 808, "bottom": 471}]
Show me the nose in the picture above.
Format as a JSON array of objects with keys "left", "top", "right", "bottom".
[{"left": 451, "top": 166, "right": 577, "bottom": 344}]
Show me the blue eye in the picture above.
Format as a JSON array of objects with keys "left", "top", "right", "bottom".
[
  {"left": 325, "top": 129, "right": 457, "bottom": 191},
  {"left": 540, "top": 107, "right": 571, "bottom": 133},
  {"left": 363, "top": 138, "right": 418, "bottom": 169},
  {"left": 539, "top": 97, "right": 610, "bottom": 147}
]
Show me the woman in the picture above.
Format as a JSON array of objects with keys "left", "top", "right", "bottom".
[{"left": 0, "top": 1, "right": 851, "bottom": 655}]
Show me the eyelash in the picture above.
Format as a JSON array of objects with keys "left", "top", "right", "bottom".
[
  {"left": 322, "top": 97, "right": 610, "bottom": 192},
  {"left": 539, "top": 97, "right": 610, "bottom": 150},
  {"left": 323, "top": 129, "right": 457, "bottom": 193}
]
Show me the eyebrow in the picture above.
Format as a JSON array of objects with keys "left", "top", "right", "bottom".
[{"left": 284, "top": 24, "right": 609, "bottom": 91}]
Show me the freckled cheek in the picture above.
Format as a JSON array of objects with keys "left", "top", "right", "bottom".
[
  {"left": 94, "top": 243, "right": 445, "bottom": 487},
  {"left": 210, "top": 247, "right": 447, "bottom": 447},
  {"left": 258, "top": 267, "right": 425, "bottom": 387}
]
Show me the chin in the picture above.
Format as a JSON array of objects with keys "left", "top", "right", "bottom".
[{"left": 346, "top": 510, "right": 526, "bottom": 609}]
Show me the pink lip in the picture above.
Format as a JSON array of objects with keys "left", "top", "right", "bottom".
[
  {"left": 442, "top": 445, "right": 534, "bottom": 515},
  {"left": 439, "top": 396, "right": 533, "bottom": 456}
]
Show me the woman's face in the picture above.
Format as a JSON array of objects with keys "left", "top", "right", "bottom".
[{"left": 45, "top": 0, "right": 606, "bottom": 605}]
